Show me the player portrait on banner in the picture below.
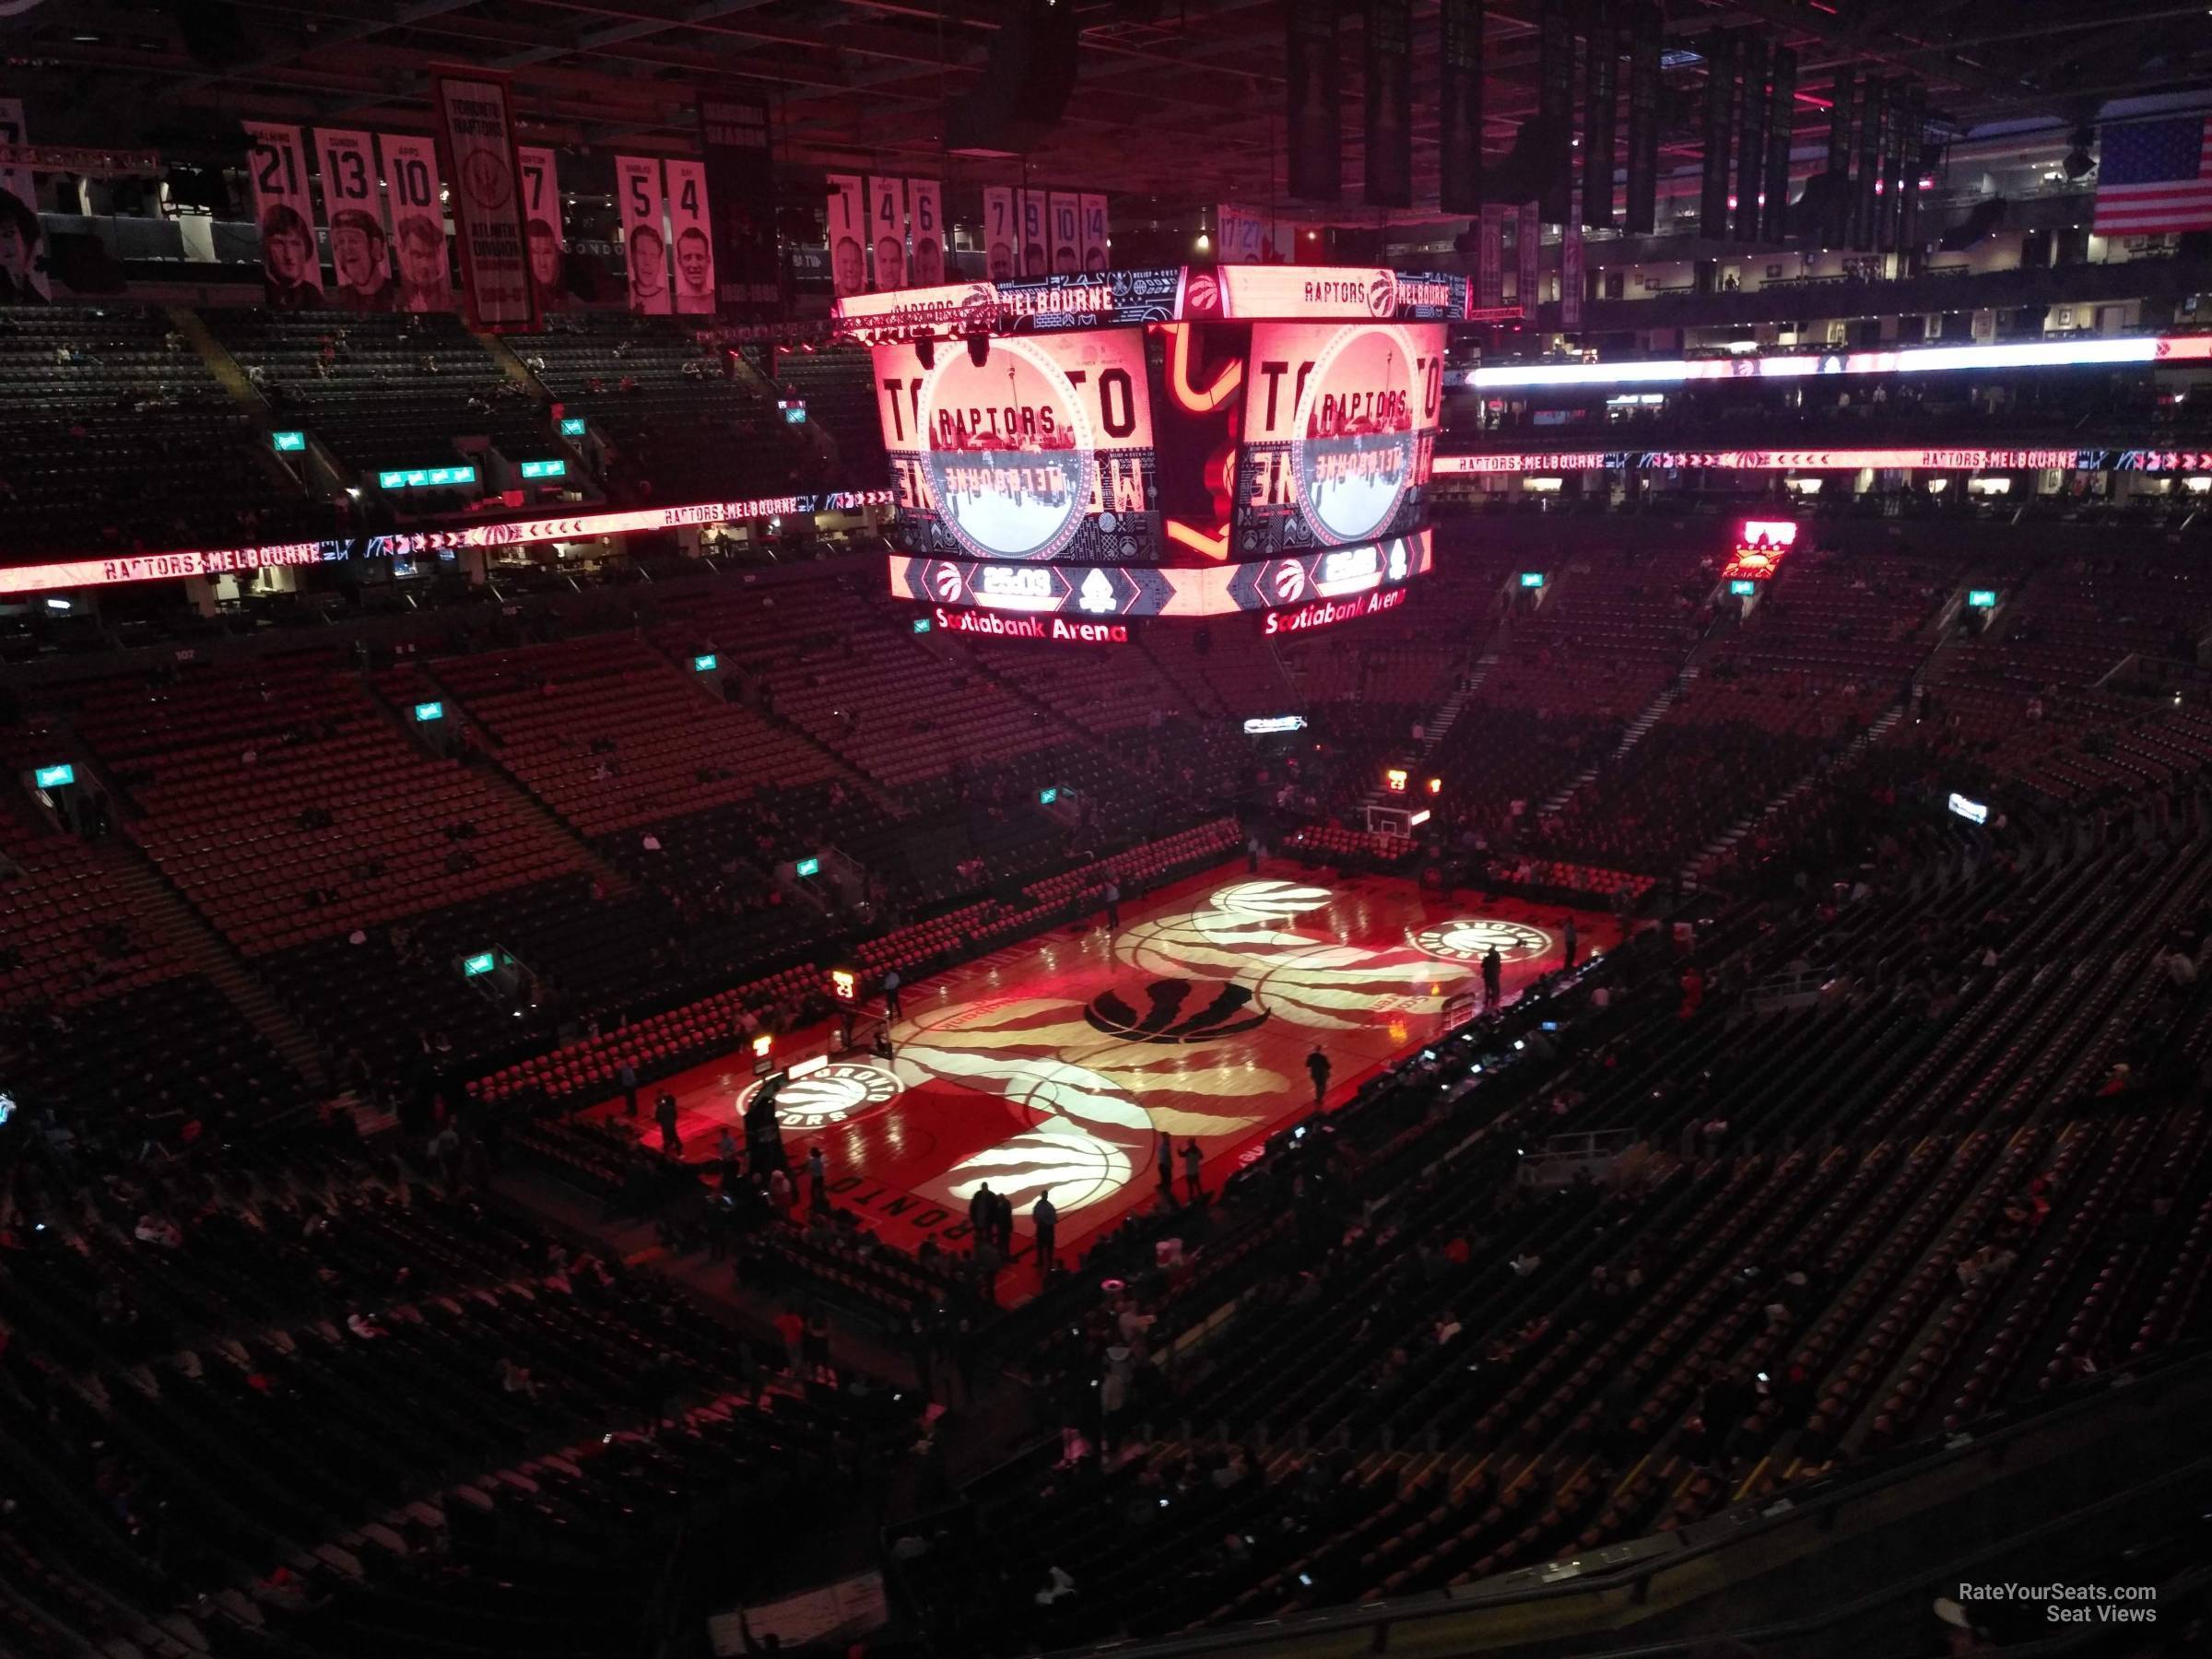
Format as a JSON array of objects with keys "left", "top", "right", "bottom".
[
  {"left": 1020, "top": 190, "right": 1047, "bottom": 276},
  {"left": 1079, "top": 193, "right": 1109, "bottom": 275},
  {"left": 518, "top": 146, "right": 567, "bottom": 314},
  {"left": 983, "top": 186, "right": 1016, "bottom": 280},
  {"left": 0, "top": 98, "right": 49, "bottom": 301},
  {"left": 908, "top": 180, "right": 944, "bottom": 286},
  {"left": 1049, "top": 191, "right": 1079, "bottom": 274},
  {"left": 317, "top": 129, "right": 392, "bottom": 312},
  {"left": 379, "top": 133, "right": 452, "bottom": 312},
  {"left": 867, "top": 176, "right": 905, "bottom": 291},
  {"left": 617, "top": 156, "right": 672, "bottom": 316},
  {"left": 245, "top": 123, "right": 324, "bottom": 308},
  {"left": 826, "top": 173, "right": 865, "bottom": 299},
  {"left": 666, "top": 159, "right": 715, "bottom": 315}
]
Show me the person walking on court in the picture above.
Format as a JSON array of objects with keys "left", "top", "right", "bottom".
[
  {"left": 1563, "top": 917, "right": 1578, "bottom": 971},
  {"left": 1246, "top": 832, "right": 1263, "bottom": 873},
  {"left": 1306, "top": 1046, "right": 1332, "bottom": 1109},
  {"left": 1182, "top": 1139, "right": 1204, "bottom": 1202},
  {"left": 882, "top": 966, "right": 903, "bottom": 1020},
  {"left": 969, "top": 1182, "right": 997, "bottom": 1241},
  {"left": 1482, "top": 944, "right": 1503, "bottom": 1010},
  {"left": 806, "top": 1143, "right": 828, "bottom": 1206},
  {"left": 654, "top": 1089, "right": 682, "bottom": 1156},
  {"left": 1157, "top": 1131, "right": 1175, "bottom": 1197},
  {"left": 1103, "top": 877, "right": 1122, "bottom": 931},
  {"left": 618, "top": 1057, "right": 639, "bottom": 1118},
  {"left": 1031, "top": 1188, "right": 1058, "bottom": 1275}
]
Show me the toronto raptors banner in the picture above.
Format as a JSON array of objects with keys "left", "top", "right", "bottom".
[
  {"left": 1517, "top": 201, "right": 1541, "bottom": 310},
  {"left": 1078, "top": 192, "right": 1109, "bottom": 273},
  {"left": 617, "top": 155, "right": 672, "bottom": 314},
  {"left": 516, "top": 145, "right": 567, "bottom": 315},
  {"left": 1582, "top": 1, "right": 1617, "bottom": 229},
  {"left": 1049, "top": 191, "right": 1080, "bottom": 274},
  {"left": 866, "top": 174, "right": 904, "bottom": 289},
  {"left": 1700, "top": 31, "right": 1735, "bottom": 240},
  {"left": 316, "top": 128, "right": 391, "bottom": 312},
  {"left": 379, "top": 132, "right": 451, "bottom": 312},
  {"left": 1763, "top": 47, "right": 1796, "bottom": 242},
  {"left": 982, "top": 185, "right": 1017, "bottom": 279},
  {"left": 1286, "top": 0, "right": 1341, "bottom": 203},
  {"left": 1560, "top": 210, "right": 1584, "bottom": 331},
  {"left": 244, "top": 122, "right": 323, "bottom": 308},
  {"left": 0, "top": 98, "right": 48, "bottom": 300},
  {"left": 1732, "top": 35, "right": 1767, "bottom": 242},
  {"left": 432, "top": 72, "right": 535, "bottom": 330},
  {"left": 697, "top": 92, "right": 780, "bottom": 319},
  {"left": 1020, "top": 190, "right": 1049, "bottom": 275},
  {"left": 666, "top": 159, "right": 715, "bottom": 314},
  {"left": 1477, "top": 203, "right": 1506, "bottom": 310},
  {"left": 1623, "top": 1, "right": 1662, "bottom": 235},
  {"left": 1437, "top": 0, "right": 1483, "bottom": 216},
  {"left": 907, "top": 178, "right": 946, "bottom": 287},
  {"left": 825, "top": 172, "right": 865, "bottom": 297},
  {"left": 1363, "top": 0, "right": 1413, "bottom": 208},
  {"left": 1535, "top": 0, "right": 1575, "bottom": 224}
]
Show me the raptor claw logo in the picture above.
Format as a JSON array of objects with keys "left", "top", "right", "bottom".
[
  {"left": 1412, "top": 919, "right": 1551, "bottom": 965},
  {"left": 1084, "top": 977, "right": 1270, "bottom": 1042}
]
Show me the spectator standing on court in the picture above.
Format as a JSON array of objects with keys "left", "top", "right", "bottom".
[
  {"left": 1482, "top": 945, "right": 1504, "bottom": 1010},
  {"left": 618, "top": 1057, "right": 639, "bottom": 1118},
  {"left": 1307, "top": 1046, "right": 1332, "bottom": 1108},
  {"left": 1103, "top": 877, "right": 1122, "bottom": 930},
  {"left": 654, "top": 1089, "right": 682, "bottom": 1156},
  {"left": 1156, "top": 1131, "right": 1175, "bottom": 1197},
  {"left": 882, "top": 967, "right": 903, "bottom": 1019},
  {"left": 1182, "top": 1139, "right": 1205, "bottom": 1202},
  {"left": 1563, "top": 917, "right": 1579, "bottom": 970},
  {"left": 1032, "top": 1188, "right": 1058, "bottom": 1274}
]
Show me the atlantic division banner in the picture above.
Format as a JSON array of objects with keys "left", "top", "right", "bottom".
[
  {"left": 666, "top": 159, "right": 715, "bottom": 315},
  {"left": 1437, "top": 0, "right": 1484, "bottom": 217},
  {"left": 316, "top": 128, "right": 391, "bottom": 312},
  {"left": 379, "top": 132, "right": 451, "bottom": 312},
  {"left": 1363, "top": 0, "right": 1413, "bottom": 208},
  {"left": 1287, "top": 0, "right": 1342, "bottom": 204},
  {"left": 697, "top": 92, "right": 780, "bottom": 319},
  {"left": 244, "top": 122, "right": 324, "bottom": 308},
  {"left": 516, "top": 144, "right": 567, "bottom": 316},
  {"left": 432, "top": 71, "right": 535, "bottom": 330},
  {"left": 618, "top": 155, "right": 672, "bottom": 315}
]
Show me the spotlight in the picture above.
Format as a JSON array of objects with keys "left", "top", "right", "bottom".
[{"left": 967, "top": 334, "right": 991, "bottom": 368}]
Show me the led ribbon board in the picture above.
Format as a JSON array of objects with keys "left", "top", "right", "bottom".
[
  {"left": 1458, "top": 334, "right": 2212, "bottom": 390},
  {"left": 887, "top": 529, "right": 1430, "bottom": 620}
]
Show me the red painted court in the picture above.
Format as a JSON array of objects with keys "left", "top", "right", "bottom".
[{"left": 581, "top": 861, "right": 1608, "bottom": 1278}]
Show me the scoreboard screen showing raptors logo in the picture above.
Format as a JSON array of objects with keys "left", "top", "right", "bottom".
[
  {"left": 1237, "top": 321, "right": 1444, "bottom": 557},
  {"left": 873, "top": 331, "right": 1159, "bottom": 563}
]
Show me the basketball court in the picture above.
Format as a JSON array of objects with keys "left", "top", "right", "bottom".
[{"left": 583, "top": 862, "right": 1608, "bottom": 1278}]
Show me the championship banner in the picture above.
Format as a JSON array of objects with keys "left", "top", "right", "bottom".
[
  {"left": 1763, "top": 48, "right": 1796, "bottom": 244},
  {"left": 1048, "top": 191, "right": 1080, "bottom": 275},
  {"left": 1623, "top": 1, "right": 1662, "bottom": 234},
  {"left": 1516, "top": 202, "right": 1541, "bottom": 312},
  {"left": 516, "top": 144, "right": 566, "bottom": 315},
  {"left": 826, "top": 172, "right": 865, "bottom": 298},
  {"left": 1287, "top": 0, "right": 1342, "bottom": 203},
  {"left": 697, "top": 92, "right": 779, "bottom": 319},
  {"left": 432, "top": 71, "right": 535, "bottom": 331},
  {"left": 907, "top": 178, "right": 945, "bottom": 287},
  {"left": 982, "top": 185, "right": 1018, "bottom": 280},
  {"left": 1020, "top": 190, "right": 1049, "bottom": 276},
  {"left": 379, "top": 132, "right": 452, "bottom": 312},
  {"left": 617, "top": 155, "right": 672, "bottom": 315},
  {"left": 1363, "top": 0, "right": 1413, "bottom": 208},
  {"left": 1078, "top": 192, "right": 1109, "bottom": 274},
  {"left": 315, "top": 129, "right": 390, "bottom": 312},
  {"left": 0, "top": 97, "right": 46, "bottom": 300},
  {"left": 866, "top": 174, "right": 905, "bottom": 290},
  {"left": 1582, "top": 1, "right": 1617, "bottom": 229},
  {"left": 1438, "top": 0, "right": 1483, "bottom": 216},
  {"left": 244, "top": 122, "right": 324, "bottom": 308},
  {"left": 667, "top": 159, "right": 715, "bottom": 314},
  {"left": 1561, "top": 213, "right": 1584, "bottom": 331},
  {"left": 1477, "top": 204, "right": 1507, "bottom": 311},
  {"left": 1733, "top": 35, "right": 1768, "bottom": 241},
  {"left": 1535, "top": 0, "right": 1575, "bottom": 224}
]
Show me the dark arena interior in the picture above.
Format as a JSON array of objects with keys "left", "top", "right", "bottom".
[{"left": 11, "top": 5, "right": 2212, "bottom": 1658}]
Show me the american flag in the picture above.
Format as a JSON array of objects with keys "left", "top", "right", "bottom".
[{"left": 2094, "top": 115, "right": 2212, "bottom": 235}]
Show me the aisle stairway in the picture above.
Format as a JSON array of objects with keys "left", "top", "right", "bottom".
[{"left": 1538, "top": 667, "right": 1699, "bottom": 818}]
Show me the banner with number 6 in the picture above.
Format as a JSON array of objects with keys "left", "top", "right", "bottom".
[{"left": 907, "top": 179, "right": 944, "bottom": 287}]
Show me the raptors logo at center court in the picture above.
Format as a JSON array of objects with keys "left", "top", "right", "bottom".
[
  {"left": 1411, "top": 919, "right": 1551, "bottom": 965},
  {"left": 736, "top": 1063, "right": 904, "bottom": 1130}
]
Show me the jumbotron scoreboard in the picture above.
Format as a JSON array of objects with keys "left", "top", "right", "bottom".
[{"left": 838, "top": 265, "right": 1467, "bottom": 641}]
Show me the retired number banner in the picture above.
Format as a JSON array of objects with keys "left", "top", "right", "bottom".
[
  {"left": 1049, "top": 191, "right": 1079, "bottom": 274},
  {"left": 667, "top": 159, "right": 715, "bottom": 314},
  {"left": 380, "top": 132, "right": 452, "bottom": 312},
  {"left": 907, "top": 179, "right": 945, "bottom": 287},
  {"left": 1079, "top": 192, "right": 1109, "bottom": 274},
  {"left": 244, "top": 121, "right": 324, "bottom": 308},
  {"left": 316, "top": 128, "right": 392, "bottom": 312},
  {"left": 982, "top": 186, "right": 1017, "bottom": 280},
  {"left": 516, "top": 145, "right": 567, "bottom": 314},
  {"left": 697, "top": 92, "right": 780, "bottom": 319},
  {"left": 1020, "top": 190, "right": 1048, "bottom": 276},
  {"left": 617, "top": 155, "right": 671, "bottom": 315},
  {"left": 866, "top": 174, "right": 905, "bottom": 290},
  {"left": 826, "top": 172, "right": 865, "bottom": 298},
  {"left": 433, "top": 71, "right": 535, "bottom": 330}
]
